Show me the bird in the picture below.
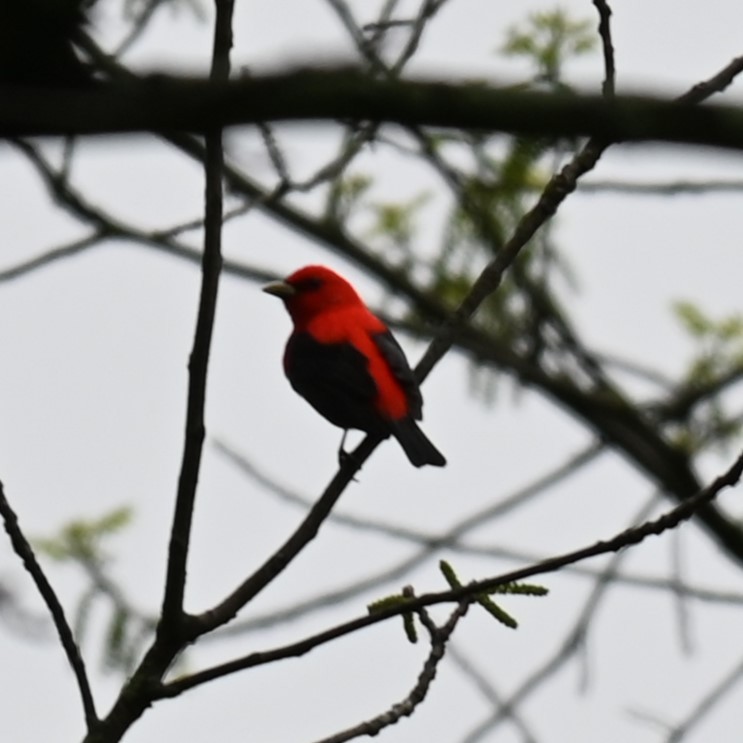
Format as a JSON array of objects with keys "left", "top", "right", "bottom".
[{"left": 263, "top": 265, "right": 446, "bottom": 468}]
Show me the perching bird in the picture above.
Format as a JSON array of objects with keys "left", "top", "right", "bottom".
[{"left": 263, "top": 265, "right": 446, "bottom": 468}]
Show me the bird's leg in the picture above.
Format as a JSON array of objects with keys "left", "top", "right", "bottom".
[
  {"left": 338, "top": 429, "right": 350, "bottom": 467},
  {"left": 338, "top": 430, "right": 361, "bottom": 472}
]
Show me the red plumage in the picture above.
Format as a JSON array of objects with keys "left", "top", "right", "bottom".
[{"left": 263, "top": 265, "right": 446, "bottom": 468}]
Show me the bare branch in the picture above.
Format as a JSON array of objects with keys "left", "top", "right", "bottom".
[
  {"left": 160, "top": 0, "right": 234, "bottom": 631},
  {"left": 311, "top": 598, "right": 469, "bottom": 743},
  {"left": 448, "top": 644, "right": 540, "bottom": 743},
  {"left": 191, "top": 435, "right": 382, "bottom": 634},
  {"left": 5, "top": 69, "right": 743, "bottom": 148},
  {"left": 0, "top": 482, "right": 98, "bottom": 728},
  {"left": 157, "top": 449, "right": 743, "bottom": 697},
  {"left": 0, "top": 231, "right": 105, "bottom": 282},
  {"left": 664, "top": 654, "right": 743, "bottom": 742},
  {"left": 579, "top": 178, "right": 743, "bottom": 195},
  {"left": 592, "top": 0, "right": 616, "bottom": 97}
]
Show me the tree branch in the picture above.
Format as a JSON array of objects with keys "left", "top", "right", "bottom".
[
  {"left": 80, "top": 4, "right": 238, "bottom": 742},
  {"left": 311, "top": 598, "right": 468, "bottom": 743},
  {"left": 0, "top": 482, "right": 98, "bottom": 729},
  {"left": 157, "top": 447, "right": 743, "bottom": 697},
  {"left": 3, "top": 65, "right": 743, "bottom": 148},
  {"left": 191, "top": 436, "right": 382, "bottom": 634},
  {"left": 159, "top": 0, "right": 234, "bottom": 632}
]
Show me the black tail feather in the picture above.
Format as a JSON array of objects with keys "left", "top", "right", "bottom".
[{"left": 390, "top": 418, "right": 446, "bottom": 468}]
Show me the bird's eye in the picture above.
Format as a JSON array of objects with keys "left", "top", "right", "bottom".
[{"left": 294, "top": 277, "right": 324, "bottom": 292}]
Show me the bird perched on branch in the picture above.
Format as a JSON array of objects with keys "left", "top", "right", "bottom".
[{"left": 264, "top": 265, "right": 446, "bottom": 468}]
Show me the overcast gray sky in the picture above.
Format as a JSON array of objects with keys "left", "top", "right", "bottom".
[{"left": 2, "top": 2, "right": 743, "bottom": 742}]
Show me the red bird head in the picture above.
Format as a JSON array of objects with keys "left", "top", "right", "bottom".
[{"left": 262, "top": 265, "right": 363, "bottom": 328}]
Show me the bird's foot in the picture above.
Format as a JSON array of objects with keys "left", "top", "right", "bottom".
[
  {"left": 338, "top": 447, "right": 362, "bottom": 470},
  {"left": 338, "top": 431, "right": 361, "bottom": 479}
]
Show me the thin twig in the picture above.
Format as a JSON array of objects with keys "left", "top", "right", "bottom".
[
  {"left": 670, "top": 529, "right": 694, "bottom": 655},
  {"left": 0, "top": 231, "right": 106, "bottom": 282},
  {"left": 592, "top": 0, "right": 616, "bottom": 97},
  {"left": 680, "top": 55, "right": 743, "bottom": 104},
  {"left": 391, "top": 0, "right": 451, "bottom": 74},
  {"left": 325, "top": 0, "right": 389, "bottom": 75},
  {"left": 157, "top": 448, "right": 743, "bottom": 697},
  {"left": 210, "top": 438, "right": 743, "bottom": 640},
  {"left": 574, "top": 494, "right": 661, "bottom": 692},
  {"left": 113, "top": 0, "right": 163, "bottom": 57},
  {"left": 0, "top": 143, "right": 270, "bottom": 286},
  {"left": 214, "top": 438, "right": 601, "bottom": 546},
  {"left": 579, "top": 178, "right": 743, "bottom": 195},
  {"left": 312, "top": 598, "right": 468, "bottom": 743},
  {"left": 664, "top": 654, "right": 743, "bottom": 742},
  {"left": 0, "top": 482, "right": 98, "bottom": 728},
  {"left": 191, "top": 435, "right": 383, "bottom": 634},
  {"left": 408, "top": 3, "right": 618, "bottom": 382},
  {"left": 461, "top": 494, "right": 661, "bottom": 741},
  {"left": 204, "top": 440, "right": 598, "bottom": 633},
  {"left": 448, "top": 644, "right": 540, "bottom": 743},
  {"left": 159, "top": 0, "right": 234, "bottom": 630}
]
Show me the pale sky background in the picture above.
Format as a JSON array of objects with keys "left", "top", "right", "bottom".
[{"left": 2, "top": 2, "right": 743, "bottom": 742}]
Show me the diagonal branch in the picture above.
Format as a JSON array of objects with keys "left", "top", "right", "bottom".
[
  {"left": 157, "top": 447, "right": 743, "bottom": 697},
  {"left": 190, "top": 52, "right": 743, "bottom": 612},
  {"left": 0, "top": 482, "right": 98, "bottom": 728},
  {"left": 664, "top": 653, "right": 743, "bottom": 742},
  {"left": 461, "top": 493, "right": 663, "bottom": 742},
  {"left": 310, "top": 597, "right": 469, "bottom": 743},
  {"left": 191, "top": 435, "right": 383, "bottom": 634},
  {"left": 0, "top": 139, "right": 272, "bottom": 286}
]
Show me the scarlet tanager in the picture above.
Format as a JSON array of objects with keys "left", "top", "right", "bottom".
[{"left": 263, "top": 265, "right": 446, "bottom": 468}]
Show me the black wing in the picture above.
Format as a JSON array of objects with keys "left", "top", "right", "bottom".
[
  {"left": 285, "top": 332, "right": 388, "bottom": 435},
  {"left": 372, "top": 329, "right": 423, "bottom": 420}
]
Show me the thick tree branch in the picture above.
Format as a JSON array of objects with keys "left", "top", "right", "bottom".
[
  {"left": 4, "top": 65, "right": 743, "bottom": 148},
  {"left": 15, "top": 49, "right": 743, "bottom": 567}
]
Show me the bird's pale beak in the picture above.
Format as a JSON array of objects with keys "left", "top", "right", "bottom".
[{"left": 262, "top": 280, "right": 296, "bottom": 299}]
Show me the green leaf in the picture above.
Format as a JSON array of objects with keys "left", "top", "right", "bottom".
[
  {"left": 439, "top": 560, "right": 462, "bottom": 589},
  {"left": 367, "top": 594, "right": 411, "bottom": 614},
  {"left": 490, "top": 582, "right": 549, "bottom": 597},
  {"left": 33, "top": 506, "right": 133, "bottom": 563},
  {"left": 673, "top": 300, "right": 713, "bottom": 337},
  {"left": 476, "top": 596, "right": 518, "bottom": 629},
  {"left": 501, "top": 9, "right": 596, "bottom": 85},
  {"left": 327, "top": 172, "right": 373, "bottom": 223},
  {"left": 366, "top": 192, "right": 431, "bottom": 249},
  {"left": 103, "top": 606, "right": 128, "bottom": 671},
  {"left": 368, "top": 592, "right": 418, "bottom": 644},
  {"left": 402, "top": 612, "right": 418, "bottom": 644},
  {"left": 439, "top": 561, "right": 547, "bottom": 628}
]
